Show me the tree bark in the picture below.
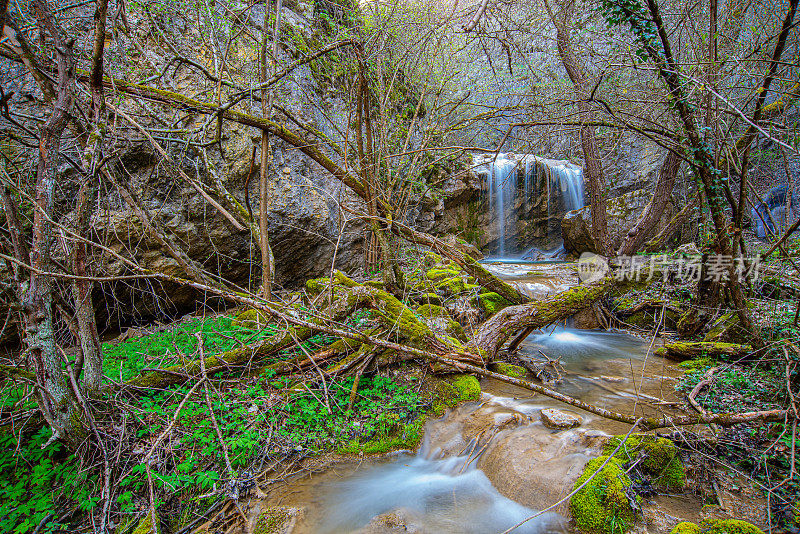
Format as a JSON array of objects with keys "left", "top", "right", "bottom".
[
  {"left": 23, "top": 8, "right": 85, "bottom": 447},
  {"left": 473, "top": 276, "right": 619, "bottom": 358},
  {"left": 618, "top": 151, "right": 681, "bottom": 256},
  {"left": 547, "top": 0, "right": 610, "bottom": 255},
  {"left": 72, "top": 0, "right": 110, "bottom": 393},
  {"left": 259, "top": 0, "right": 281, "bottom": 300}
]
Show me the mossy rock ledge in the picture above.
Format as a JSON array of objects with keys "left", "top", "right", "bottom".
[{"left": 670, "top": 519, "right": 765, "bottom": 534}]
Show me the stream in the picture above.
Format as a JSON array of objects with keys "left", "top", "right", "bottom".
[{"left": 252, "top": 263, "right": 694, "bottom": 534}]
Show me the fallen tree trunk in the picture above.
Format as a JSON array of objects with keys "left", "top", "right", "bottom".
[
  {"left": 654, "top": 342, "right": 753, "bottom": 362},
  {"left": 473, "top": 276, "right": 619, "bottom": 357}
]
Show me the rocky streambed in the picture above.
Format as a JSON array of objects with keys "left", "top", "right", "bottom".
[{"left": 239, "top": 263, "right": 763, "bottom": 534}]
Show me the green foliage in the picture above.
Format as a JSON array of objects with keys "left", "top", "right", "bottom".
[
  {"left": 596, "top": 0, "right": 659, "bottom": 62},
  {"left": 102, "top": 316, "right": 276, "bottom": 383},
  {"left": 0, "top": 427, "right": 99, "bottom": 533}
]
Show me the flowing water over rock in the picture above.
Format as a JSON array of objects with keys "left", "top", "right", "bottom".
[
  {"left": 475, "top": 154, "right": 585, "bottom": 259},
  {"left": 480, "top": 261, "right": 577, "bottom": 299}
]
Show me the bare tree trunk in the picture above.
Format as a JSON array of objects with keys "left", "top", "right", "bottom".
[
  {"left": 259, "top": 0, "right": 282, "bottom": 300},
  {"left": 546, "top": 0, "right": 610, "bottom": 255},
  {"left": 617, "top": 151, "right": 681, "bottom": 256},
  {"left": 643, "top": 0, "right": 758, "bottom": 344},
  {"left": 71, "top": 0, "right": 110, "bottom": 393}
]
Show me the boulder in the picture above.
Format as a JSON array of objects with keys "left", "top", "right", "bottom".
[
  {"left": 478, "top": 426, "right": 598, "bottom": 510},
  {"left": 251, "top": 506, "right": 305, "bottom": 534},
  {"left": 353, "top": 509, "right": 426, "bottom": 534},
  {"left": 562, "top": 187, "right": 677, "bottom": 255},
  {"left": 540, "top": 408, "right": 583, "bottom": 429}
]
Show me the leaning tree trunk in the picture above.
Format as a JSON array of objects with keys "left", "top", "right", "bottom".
[
  {"left": 547, "top": 0, "right": 610, "bottom": 256},
  {"left": 473, "top": 276, "right": 620, "bottom": 357},
  {"left": 618, "top": 151, "right": 681, "bottom": 256}
]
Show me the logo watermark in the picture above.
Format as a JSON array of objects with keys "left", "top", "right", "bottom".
[{"left": 578, "top": 253, "right": 761, "bottom": 283}]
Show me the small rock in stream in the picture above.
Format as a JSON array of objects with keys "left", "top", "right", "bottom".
[
  {"left": 540, "top": 408, "right": 583, "bottom": 429},
  {"left": 601, "top": 375, "right": 624, "bottom": 383}
]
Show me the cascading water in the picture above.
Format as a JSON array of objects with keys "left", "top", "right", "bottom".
[
  {"left": 479, "top": 154, "right": 585, "bottom": 259},
  {"left": 487, "top": 156, "right": 518, "bottom": 257}
]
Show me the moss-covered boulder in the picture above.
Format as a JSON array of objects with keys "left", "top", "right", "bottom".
[
  {"left": 232, "top": 309, "right": 270, "bottom": 330},
  {"left": 570, "top": 455, "right": 636, "bottom": 534},
  {"left": 490, "top": 362, "right": 527, "bottom": 379},
  {"left": 671, "top": 522, "right": 701, "bottom": 534},
  {"left": 416, "top": 292, "right": 443, "bottom": 306},
  {"left": 434, "top": 276, "right": 478, "bottom": 295},
  {"left": 426, "top": 265, "right": 462, "bottom": 282},
  {"left": 670, "top": 519, "right": 764, "bottom": 534},
  {"left": 475, "top": 292, "right": 512, "bottom": 315},
  {"left": 423, "top": 373, "right": 481, "bottom": 415},
  {"left": 603, "top": 434, "right": 684, "bottom": 488}
]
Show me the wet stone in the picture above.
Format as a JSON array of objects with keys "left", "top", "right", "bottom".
[{"left": 540, "top": 408, "right": 583, "bottom": 429}]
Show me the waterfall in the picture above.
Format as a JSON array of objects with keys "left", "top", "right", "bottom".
[
  {"left": 479, "top": 154, "right": 584, "bottom": 258},
  {"left": 487, "top": 156, "right": 518, "bottom": 257}
]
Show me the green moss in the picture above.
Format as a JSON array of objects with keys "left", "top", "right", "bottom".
[
  {"left": 702, "top": 519, "right": 764, "bottom": 534},
  {"left": 364, "top": 280, "right": 385, "bottom": 289},
  {"left": 434, "top": 276, "right": 466, "bottom": 294},
  {"left": 417, "top": 292, "right": 443, "bottom": 306},
  {"left": 490, "top": 362, "right": 527, "bottom": 379},
  {"left": 426, "top": 266, "right": 462, "bottom": 281},
  {"left": 131, "top": 512, "right": 160, "bottom": 534},
  {"left": 232, "top": 309, "right": 270, "bottom": 330},
  {"left": 671, "top": 520, "right": 764, "bottom": 534},
  {"left": 448, "top": 374, "right": 481, "bottom": 402},
  {"left": 417, "top": 304, "right": 446, "bottom": 318},
  {"left": 569, "top": 455, "right": 635, "bottom": 534},
  {"left": 670, "top": 522, "right": 701, "bottom": 534},
  {"left": 678, "top": 357, "right": 717, "bottom": 370},
  {"left": 424, "top": 374, "right": 481, "bottom": 415},
  {"left": 476, "top": 292, "right": 512, "bottom": 315},
  {"left": 253, "top": 507, "right": 292, "bottom": 534},
  {"left": 603, "top": 434, "right": 684, "bottom": 488},
  {"left": 305, "top": 276, "right": 328, "bottom": 294}
]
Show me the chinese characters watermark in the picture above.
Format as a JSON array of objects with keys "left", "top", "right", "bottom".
[{"left": 578, "top": 253, "right": 761, "bottom": 283}]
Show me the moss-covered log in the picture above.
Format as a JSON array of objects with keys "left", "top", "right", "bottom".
[
  {"left": 654, "top": 341, "right": 753, "bottom": 362},
  {"left": 474, "top": 277, "right": 619, "bottom": 357}
]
